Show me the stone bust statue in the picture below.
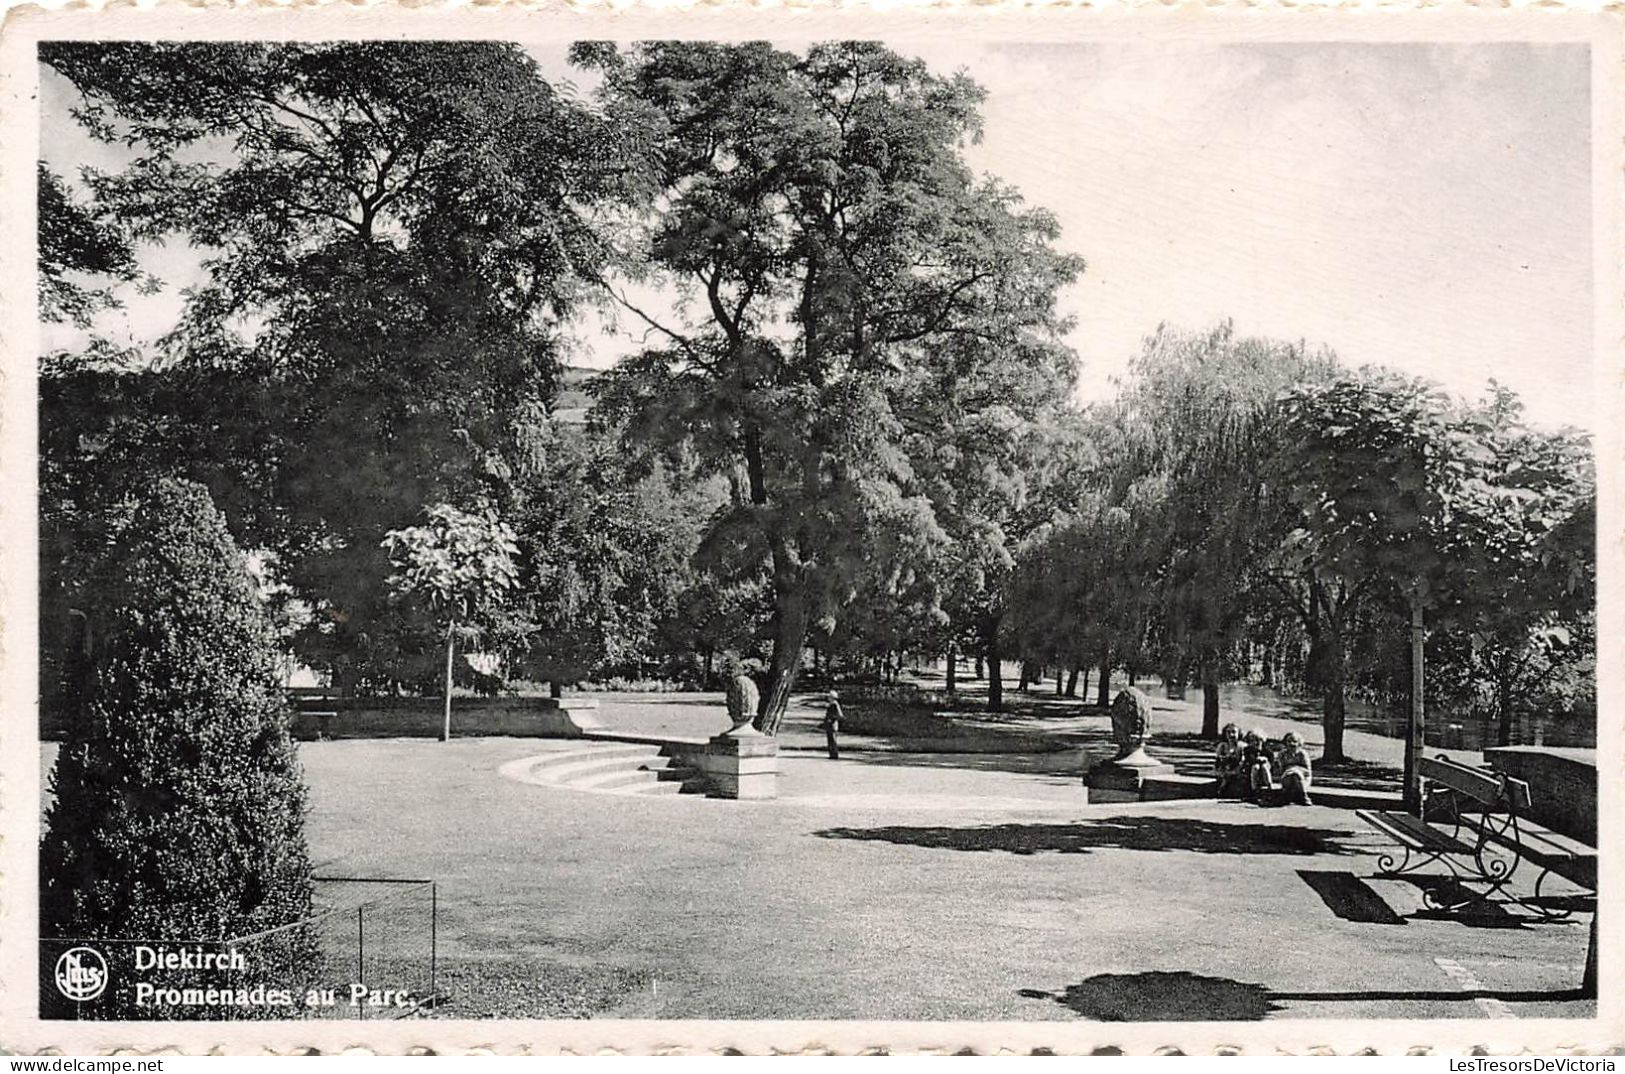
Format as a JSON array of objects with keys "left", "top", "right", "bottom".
[
  {"left": 1109, "top": 686, "right": 1153, "bottom": 760},
  {"left": 724, "top": 673, "right": 761, "bottom": 736}
]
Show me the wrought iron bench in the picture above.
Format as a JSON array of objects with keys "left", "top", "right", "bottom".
[{"left": 1355, "top": 754, "right": 1595, "bottom": 920}]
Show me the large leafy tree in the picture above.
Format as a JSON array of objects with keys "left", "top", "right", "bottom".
[
  {"left": 1443, "top": 386, "right": 1594, "bottom": 747},
  {"left": 1274, "top": 371, "right": 1477, "bottom": 803},
  {"left": 587, "top": 42, "right": 1081, "bottom": 731},
  {"left": 1010, "top": 476, "right": 1162, "bottom": 708},
  {"left": 41, "top": 42, "right": 643, "bottom": 690},
  {"left": 497, "top": 424, "right": 709, "bottom": 695},
  {"left": 1119, "top": 323, "right": 1337, "bottom": 737}
]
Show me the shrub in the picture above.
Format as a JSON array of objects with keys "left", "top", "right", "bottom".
[{"left": 40, "top": 479, "right": 317, "bottom": 1019}]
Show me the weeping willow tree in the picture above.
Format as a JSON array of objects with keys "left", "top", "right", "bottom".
[{"left": 1118, "top": 322, "right": 1338, "bottom": 742}]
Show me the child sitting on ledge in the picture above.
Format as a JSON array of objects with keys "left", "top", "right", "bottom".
[
  {"left": 1214, "top": 722, "right": 1246, "bottom": 798},
  {"left": 1275, "top": 730, "right": 1314, "bottom": 806},
  {"left": 1242, "top": 729, "right": 1274, "bottom": 802}
]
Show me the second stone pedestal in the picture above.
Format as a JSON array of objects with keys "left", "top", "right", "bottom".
[
  {"left": 1085, "top": 756, "right": 1176, "bottom": 803},
  {"left": 691, "top": 734, "right": 780, "bottom": 799}
]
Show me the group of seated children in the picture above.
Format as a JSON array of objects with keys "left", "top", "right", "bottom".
[{"left": 1213, "top": 723, "right": 1313, "bottom": 805}]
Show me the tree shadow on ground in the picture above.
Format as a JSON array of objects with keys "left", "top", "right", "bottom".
[
  {"left": 1018, "top": 971, "right": 1589, "bottom": 1021},
  {"left": 1018, "top": 972, "right": 1280, "bottom": 1021},
  {"left": 1297, "top": 869, "right": 1407, "bottom": 924},
  {"left": 813, "top": 815, "right": 1359, "bottom": 856}
]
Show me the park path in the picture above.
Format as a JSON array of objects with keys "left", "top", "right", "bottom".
[
  {"left": 589, "top": 674, "right": 1479, "bottom": 781},
  {"left": 288, "top": 736, "right": 1596, "bottom": 1023}
]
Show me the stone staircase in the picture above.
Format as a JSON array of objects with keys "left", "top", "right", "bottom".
[{"left": 498, "top": 742, "right": 708, "bottom": 798}]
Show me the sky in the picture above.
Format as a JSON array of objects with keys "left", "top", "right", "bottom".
[{"left": 40, "top": 40, "right": 1594, "bottom": 429}]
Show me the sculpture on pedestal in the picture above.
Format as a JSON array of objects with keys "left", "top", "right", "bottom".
[
  {"left": 724, "top": 673, "right": 762, "bottom": 737},
  {"left": 1110, "top": 686, "right": 1154, "bottom": 762}
]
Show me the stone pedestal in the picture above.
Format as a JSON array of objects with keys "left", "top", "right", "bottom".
[
  {"left": 534, "top": 696, "right": 605, "bottom": 737},
  {"left": 692, "top": 734, "right": 779, "bottom": 799},
  {"left": 1085, "top": 755, "right": 1176, "bottom": 802}
]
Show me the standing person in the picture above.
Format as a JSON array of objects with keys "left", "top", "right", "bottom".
[
  {"left": 820, "top": 691, "right": 843, "bottom": 760},
  {"left": 1275, "top": 731, "right": 1314, "bottom": 805}
]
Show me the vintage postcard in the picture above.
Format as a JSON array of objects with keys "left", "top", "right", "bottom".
[{"left": 0, "top": 2, "right": 1619, "bottom": 1057}]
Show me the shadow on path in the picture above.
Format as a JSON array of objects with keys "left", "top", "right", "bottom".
[
  {"left": 1019, "top": 971, "right": 1591, "bottom": 1021},
  {"left": 1297, "top": 869, "right": 1408, "bottom": 925},
  {"left": 813, "top": 815, "right": 1359, "bottom": 856},
  {"left": 1019, "top": 972, "right": 1280, "bottom": 1021}
]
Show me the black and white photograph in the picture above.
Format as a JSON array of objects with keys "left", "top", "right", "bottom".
[{"left": 1, "top": 8, "right": 1617, "bottom": 1056}]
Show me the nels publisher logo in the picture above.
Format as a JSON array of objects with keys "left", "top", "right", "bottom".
[{"left": 54, "top": 947, "right": 109, "bottom": 1002}]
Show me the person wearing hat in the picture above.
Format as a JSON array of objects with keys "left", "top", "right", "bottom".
[{"left": 819, "top": 691, "right": 843, "bottom": 760}]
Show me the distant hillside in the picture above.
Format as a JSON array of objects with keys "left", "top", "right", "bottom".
[{"left": 554, "top": 363, "right": 601, "bottom": 418}]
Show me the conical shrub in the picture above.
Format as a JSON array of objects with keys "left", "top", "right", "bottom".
[{"left": 40, "top": 478, "right": 317, "bottom": 1019}]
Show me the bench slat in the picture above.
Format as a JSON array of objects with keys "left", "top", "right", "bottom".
[
  {"left": 1459, "top": 814, "right": 1597, "bottom": 888},
  {"left": 1418, "top": 756, "right": 1504, "bottom": 804},
  {"left": 1356, "top": 809, "right": 1475, "bottom": 857}
]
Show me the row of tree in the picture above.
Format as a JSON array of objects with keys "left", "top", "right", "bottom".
[
  {"left": 41, "top": 41, "right": 1594, "bottom": 751},
  {"left": 1002, "top": 325, "right": 1593, "bottom": 767}
]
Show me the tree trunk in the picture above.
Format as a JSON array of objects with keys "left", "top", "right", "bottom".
[
  {"left": 946, "top": 644, "right": 958, "bottom": 694},
  {"left": 1201, "top": 661, "right": 1221, "bottom": 740},
  {"left": 756, "top": 592, "right": 808, "bottom": 736},
  {"left": 1096, "top": 647, "right": 1111, "bottom": 708},
  {"left": 1017, "top": 661, "right": 1030, "bottom": 693},
  {"left": 441, "top": 624, "right": 456, "bottom": 743},
  {"left": 973, "top": 654, "right": 984, "bottom": 680},
  {"left": 1054, "top": 671, "right": 1064, "bottom": 697},
  {"left": 986, "top": 630, "right": 1004, "bottom": 714},
  {"left": 549, "top": 680, "right": 563, "bottom": 700},
  {"left": 1065, "top": 667, "right": 1079, "bottom": 697},
  {"left": 1322, "top": 684, "right": 1346, "bottom": 766},
  {"left": 1496, "top": 668, "right": 1515, "bottom": 747},
  {"left": 1260, "top": 634, "right": 1276, "bottom": 687},
  {"left": 1318, "top": 587, "right": 1349, "bottom": 766},
  {"left": 1403, "top": 597, "right": 1426, "bottom": 814}
]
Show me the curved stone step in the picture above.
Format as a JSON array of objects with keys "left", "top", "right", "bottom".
[
  {"left": 526, "top": 743, "right": 660, "bottom": 770},
  {"left": 498, "top": 745, "right": 708, "bottom": 798},
  {"left": 537, "top": 753, "right": 664, "bottom": 784}
]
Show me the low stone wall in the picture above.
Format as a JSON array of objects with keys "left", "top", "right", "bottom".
[
  {"left": 289, "top": 696, "right": 603, "bottom": 741},
  {"left": 1483, "top": 745, "right": 1596, "bottom": 843}
]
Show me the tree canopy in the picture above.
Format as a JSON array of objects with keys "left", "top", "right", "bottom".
[
  {"left": 37, "top": 40, "right": 1594, "bottom": 768},
  {"left": 586, "top": 41, "right": 1082, "bottom": 729}
]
